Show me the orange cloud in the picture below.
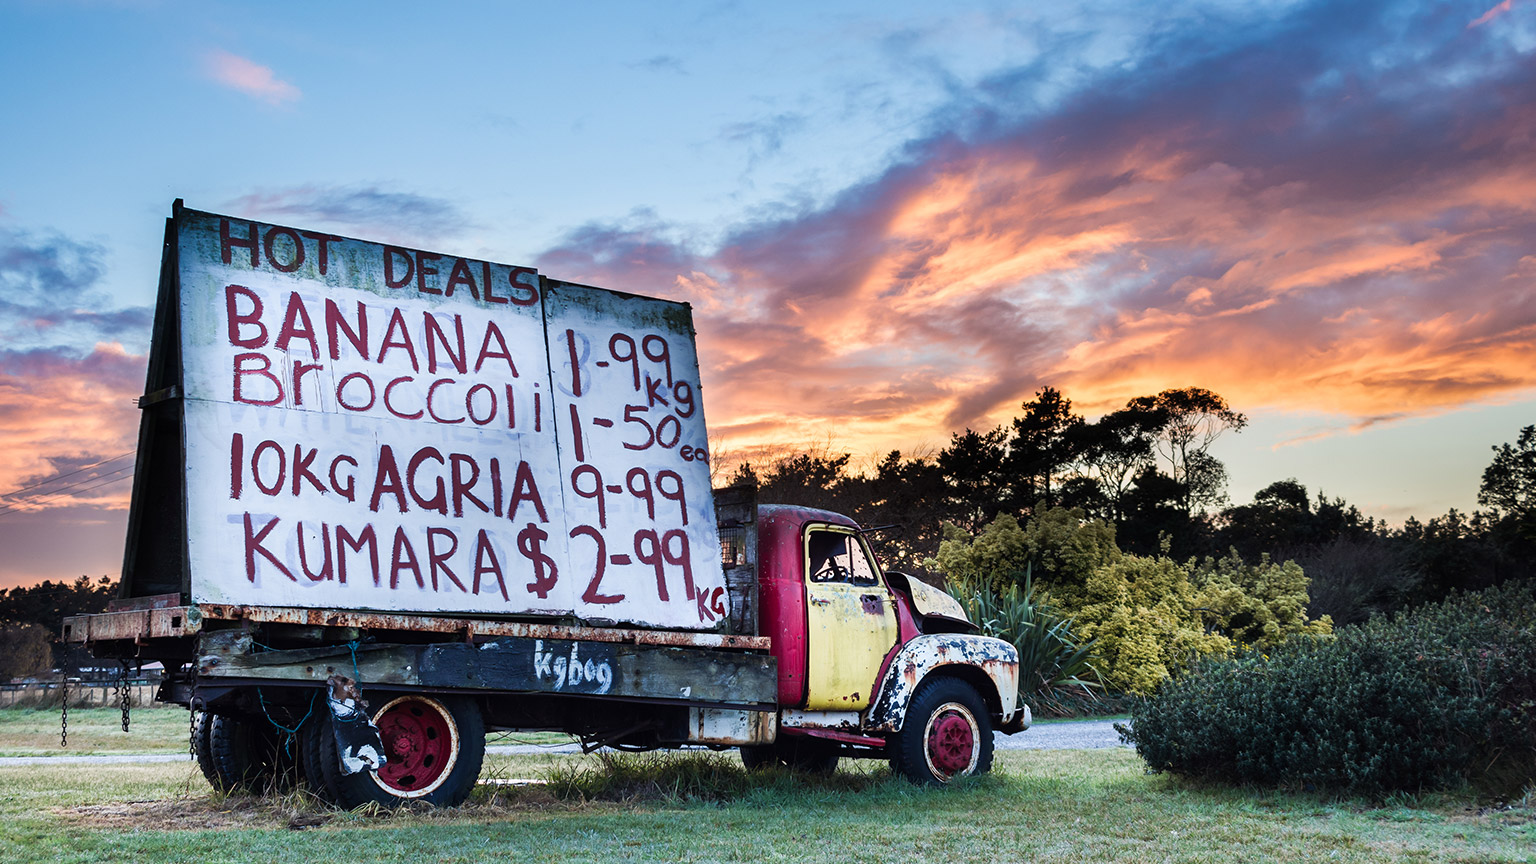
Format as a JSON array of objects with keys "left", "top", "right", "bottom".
[
  {"left": 538, "top": 0, "right": 1536, "bottom": 463},
  {"left": 0, "top": 343, "right": 143, "bottom": 513}
]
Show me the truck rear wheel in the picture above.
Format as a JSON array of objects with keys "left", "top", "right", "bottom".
[
  {"left": 191, "top": 710, "right": 217, "bottom": 786},
  {"left": 892, "top": 677, "right": 994, "bottom": 785},
  {"left": 195, "top": 712, "right": 300, "bottom": 792},
  {"left": 303, "top": 694, "right": 484, "bottom": 808}
]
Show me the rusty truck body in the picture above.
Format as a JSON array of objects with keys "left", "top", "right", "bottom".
[{"left": 63, "top": 203, "right": 1028, "bottom": 807}]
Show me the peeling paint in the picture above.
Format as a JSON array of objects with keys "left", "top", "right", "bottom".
[
  {"left": 865, "top": 634, "right": 1021, "bottom": 733},
  {"left": 780, "top": 708, "right": 862, "bottom": 730},
  {"left": 686, "top": 707, "right": 776, "bottom": 745}
]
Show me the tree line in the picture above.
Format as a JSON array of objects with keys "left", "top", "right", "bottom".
[
  {"left": 0, "top": 575, "right": 115, "bottom": 680},
  {"left": 728, "top": 387, "right": 1535, "bottom": 626},
  {"left": 2, "top": 393, "right": 1531, "bottom": 679}
]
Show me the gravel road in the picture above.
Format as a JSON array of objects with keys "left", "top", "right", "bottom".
[
  {"left": 0, "top": 718, "right": 1129, "bottom": 765},
  {"left": 998, "top": 718, "right": 1129, "bottom": 750}
]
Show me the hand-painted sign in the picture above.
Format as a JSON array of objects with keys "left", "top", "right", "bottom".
[{"left": 172, "top": 207, "right": 723, "bottom": 630}]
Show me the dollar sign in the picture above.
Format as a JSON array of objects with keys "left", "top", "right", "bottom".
[{"left": 518, "top": 522, "right": 559, "bottom": 598}]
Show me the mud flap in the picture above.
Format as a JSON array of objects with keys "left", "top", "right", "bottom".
[{"left": 325, "top": 675, "right": 386, "bottom": 776}]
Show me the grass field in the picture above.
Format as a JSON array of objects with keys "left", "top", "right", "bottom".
[
  {"left": 1, "top": 709, "right": 1531, "bottom": 864},
  {"left": 1, "top": 706, "right": 192, "bottom": 756}
]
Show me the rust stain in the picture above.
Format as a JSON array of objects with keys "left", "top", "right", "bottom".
[
  {"left": 783, "top": 727, "right": 885, "bottom": 747},
  {"left": 67, "top": 604, "right": 770, "bottom": 651},
  {"left": 62, "top": 607, "right": 197, "bottom": 642}
]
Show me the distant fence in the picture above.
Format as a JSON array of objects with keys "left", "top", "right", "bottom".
[{"left": 0, "top": 680, "right": 160, "bottom": 709}]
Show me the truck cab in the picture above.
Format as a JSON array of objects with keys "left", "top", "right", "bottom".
[{"left": 719, "top": 494, "right": 1028, "bottom": 784}]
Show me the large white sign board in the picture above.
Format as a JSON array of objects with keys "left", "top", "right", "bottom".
[{"left": 174, "top": 209, "right": 724, "bottom": 630}]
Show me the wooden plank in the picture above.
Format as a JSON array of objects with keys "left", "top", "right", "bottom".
[
  {"left": 62, "top": 606, "right": 199, "bottom": 642},
  {"left": 119, "top": 208, "right": 189, "bottom": 601},
  {"left": 194, "top": 604, "right": 771, "bottom": 650},
  {"left": 197, "top": 634, "right": 778, "bottom": 707}
]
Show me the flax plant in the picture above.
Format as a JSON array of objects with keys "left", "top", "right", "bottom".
[{"left": 946, "top": 566, "right": 1104, "bottom": 715}]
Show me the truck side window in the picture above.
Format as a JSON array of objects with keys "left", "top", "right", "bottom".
[
  {"left": 807, "top": 531, "right": 851, "bottom": 583},
  {"left": 806, "top": 530, "right": 883, "bottom": 587}
]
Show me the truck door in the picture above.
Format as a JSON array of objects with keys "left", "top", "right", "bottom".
[{"left": 802, "top": 525, "right": 898, "bottom": 710}]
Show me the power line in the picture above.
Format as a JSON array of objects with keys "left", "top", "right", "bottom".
[
  {"left": 0, "top": 470, "right": 135, "bottom": 519},
  {"left": 0, "top": 450, "right": 136, "bottom": 499},
  {"left": 0, "top": 466, "right": 136, "bottom": 518},
  {"left": 0, "top": 462, "right": 137, "bottom": 509}
]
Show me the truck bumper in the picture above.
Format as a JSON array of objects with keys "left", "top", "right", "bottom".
[{"left": 999, "top": 702, "right": 1032, "bottom": 735}]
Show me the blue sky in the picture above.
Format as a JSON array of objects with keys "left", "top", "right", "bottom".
[{"left": 1, "top": 0, "right": 1534, "bottom": 587}]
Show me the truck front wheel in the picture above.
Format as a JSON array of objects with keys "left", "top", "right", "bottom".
[
  {"left": 303, "top": 694, "right": 484, "bottom": 808},
  {"left": 892, "top": 678, "right": 994, "bottom": 785}
]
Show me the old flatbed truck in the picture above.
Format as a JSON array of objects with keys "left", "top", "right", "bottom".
[{"left": 62, "top": 203, "right": 1027, "bottom": 807}]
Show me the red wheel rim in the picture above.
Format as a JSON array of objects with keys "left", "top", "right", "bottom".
[
  {"left": 925, "top": 704, "right": 978, "bottom": 778},
  {"left": 370, "top": 696, "right": 459, "bottom": 797}
]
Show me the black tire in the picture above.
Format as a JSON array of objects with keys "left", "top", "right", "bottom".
[
  {"left": 892, "top": 677, "right": 994, "bottom": 785},
  {"left": 740, "top": 737, "right": 840, "bottom": 775},
  {"left": 205, "top": 714, "right": 301, "bottom": 793},
  {"left": 191, "top": 710, "right": 217, "bottom": 786},
  {"left": 739, "top": 743, "right": 775, "bottom": 772},
  {"left": 305, "top": 694, "right": 484, "bottom": 809},
  {"left": 299, "top": 710, "right": 333, "bottom": 802}
]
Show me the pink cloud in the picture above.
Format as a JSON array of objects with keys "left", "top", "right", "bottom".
[
  {"left": 1469, "top": 1, "right": 1513, "bottom": 28},
  {"left": 203, "top": 50, "right": 301, "bottom": 106}
]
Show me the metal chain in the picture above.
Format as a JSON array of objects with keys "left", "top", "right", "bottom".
[
  {"left": 118, "top": 660, "right": 131, "bottom": 733},
  {"left": 59, "top": 679, "right": 69, "bottom": 748},
  {"left": 189, "top": 709, "right": 197, "bottom": 758}
]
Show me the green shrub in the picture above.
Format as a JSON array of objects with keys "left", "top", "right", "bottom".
[
  {"left": 1066, "top": 552, "right": 1233, "bottom": 695},
  {"left": 1020, "top": 505, "right": 1122, "bottom": 600},
  {"left": 929, "top": 515, "right": 1033, "bottom": 594},
  {"left": 931, "top": 510, "right": 1332, "bottom": 695},
  {"left": 1191, "top": 550, "right": 1333, "bottom": 647},
  {"left": 1124, "top": 581, "right": 1536, "bottom": 796},
  {"left": 927, "top": 506, "right": 1121, "bottom": 597}
]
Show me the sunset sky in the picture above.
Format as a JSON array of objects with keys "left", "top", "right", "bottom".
[{"left": 1, "top": 0, "right": 1533, "bottom": 589}]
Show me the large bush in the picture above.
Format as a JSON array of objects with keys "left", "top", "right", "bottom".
[
  {"left": 1190, "top": 551, "right": 1333, "bottom": 647},
  {"left": 1124, "top": 581, "right": 1536, "bottom": 796},
  {"left": 1066, "top": 553, "right": 1231, "bottom": 695},
  {"left": 929, "top": 508, "right": 1330, "bottom": 694},
  {"left": 928, "top": 507, "right": 1120, "bottom": 597},
  {"left": 928, "top": 515, "right": 1033, "bottom": 593}
]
